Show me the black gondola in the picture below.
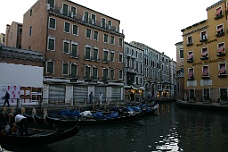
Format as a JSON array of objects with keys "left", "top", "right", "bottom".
[{"left": 0, "top": 123, "right": 80, "bottom": 146}]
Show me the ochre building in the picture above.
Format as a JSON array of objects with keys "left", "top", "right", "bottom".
[{"left": 181, "top": 0, "right": 228, "bottom": 103}]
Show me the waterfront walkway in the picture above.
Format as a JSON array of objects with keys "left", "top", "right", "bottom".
[{"left": 177, "top": 100, "right": 228, "bottom": 111}]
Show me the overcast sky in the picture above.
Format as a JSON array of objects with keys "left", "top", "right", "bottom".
[{"left": 0, "top": 0, "right": 218, "bottom": 61}]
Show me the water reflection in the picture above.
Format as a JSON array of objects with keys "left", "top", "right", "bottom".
[{"left": 1, "top": 102, "right": 228, "bottom": 152}]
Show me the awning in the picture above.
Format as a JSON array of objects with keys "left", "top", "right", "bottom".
[{"left": 139, "top": 87, "right": 145, "bottom": 90}]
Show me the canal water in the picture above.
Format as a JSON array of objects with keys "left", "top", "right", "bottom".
[{"left": 1, "top": 101, "right": 228, "bottom": 152}]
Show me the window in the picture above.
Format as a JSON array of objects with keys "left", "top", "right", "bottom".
[
  {"left": 201, "top": 47, "right": 208, "bottom": 59},
  {"left": 215, "top": 7, "right": 222, "bottom": 18},
  {"left": 47, "top": 37, "right": 55, "bottom": 51},
  {"left": 118, "top": 70, "right": 123, "bottom": 80},
  {"left": 216, "top": 24, "right": 224, "bottom": 36},
  {"left": 29, "top": 9, "right": 32, "bottom": 16},
  {"left": 108, "top": 20, "right": 112, "bottom": 29},
  {"left": 110, "top": 51, "right": 114, "bottom": 62},
  {"left": 47, "top": 61, "right": 54, "bottom": 73},
  {"left": 92, "top": 48, "right": 98, "bottom": 61},
  {"left": 119, "top": 53, "right": 123, "bottom": 62},
  {"left": 92, "top": 14, "right": 96, "bottom": 24},
  {"left": 72, "top": 24, "right": 78, "bottom": 35},
  {"left": 83, "top": 12, "right": 89, "bottom": 23},
  {"left": 70, "top": 64, "right": 77, "bottom": 78},
  {"left": 200, "top": 31, "right": 207, "bottom": 41},
  {"left": 71, "top": 6, "right": 76, "bottom": 17},
  {"left": 119, "top": 38, "right": 123, "bottom": 47},
  {"left": 103, "top": 68, "right": 108, "bottom": 79},
  {"left": 71, "top": 43, "right": 78, "bottom": 57},
  {"left": 86, "top": 29, "right": 91, "bottom": 39},
  {"left": 101, "top": 18, "right": 106, "bottom": 28},
  {"left": 29, "top": 26, "right": 32, "bottom": 36},
  {"left": 218, "top": 63, "right": 226, "bottom": 76},
  {"left": 187, "top": 36, "right": 193, "bottom": 45},
  {"left": 110, "top": 36, "right": 115, "bottom": 45},
  {"left": 202, "top": 65, "right": 209, "bottom": 77},
  {"left": 103, "top": 50, "right": 108, "bottom": 63},
  {"left": 62, "top": 62, "right": 68, "bottom": 75},
  {"left": 64, "top": 22, "right": 70, "bottom": 33},
  {"left": 48, "top": 0, "right": 54, "bottom": 8},
  {"left": 110, "top": 69, "right": 114, "bottom": 79},
  {"left": 93, "top": 31, "right": 98, "bottom": 40},
  {"left": 187, "top": 51, "right": 193, "bottom": 62},
  {"left": 104, "top": 34, "right": 108, "bottom": 43},
  {"left": 85, "top": 47, "right": 91, "bottom": 60},
  {"left": 92, "top": 67, "right": 98, "bottom": 79},
  {"left": 217, "top": 42, "right": 225, "bottom": 55},
  {"left": 85, "top": 66, "right": 91, "bottom": 79},
  {"left": 63, "top": 4, "right": 68, "bottom": 16},
  {"left": 188, "top": 68, "right": 194, "bottom": 80},
  {"left": 49, "top": 17, "right": 56, "bottom": 29},
  {"left": 63, "top": 41, "right": 70, "bottom": 54}
]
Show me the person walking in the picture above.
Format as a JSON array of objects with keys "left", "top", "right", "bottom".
[
  {"left": 98, "top": 92, "right": 103, "bottom": 105},
  {"left": 2, "top": 91, "right": 10, "bottom": 107},
  {"left": 89, "top": 92, "right": 93, "bottom": 104}
]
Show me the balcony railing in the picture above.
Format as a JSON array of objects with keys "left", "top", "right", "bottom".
[{"left": 48, "top": 6, "right": 121, "bottom": 34}]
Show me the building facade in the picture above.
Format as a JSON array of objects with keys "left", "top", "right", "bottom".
[
  {"left": 5, "top": 22, "right": 23, "bottom": 48},
  {"left": 129, "top": 41, "right": 174, "bottom": 99},
  {"left": 0, "top": 33, "right": 5, "bottom": 45},
  {"left": 181, "top": 0, "right": 228, "bottom": 103},
  {"left": 20, "top": 0, "right": 125, "bottom": 104},
  {"left": 175, "top": 41, "right": 185, "bottom": 100},
  {"left": 123, "top": 42, "right": 144, "bottom": 102}
]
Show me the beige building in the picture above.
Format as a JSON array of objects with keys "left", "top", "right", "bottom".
[
  {"left": 5, "top": 22, "right": 22, "bottom": 48},
  {"left": 181, "top": 0, "right": 228, "bottom": 103},
  {"left": 0, "top": 33, "right": 5, "bottom": 45},
  {"left": 175, "top": 41, "right": 184, "bottom": 100},
  {"left": 21, "top": 0, "right": 125, "bottom": 103}
]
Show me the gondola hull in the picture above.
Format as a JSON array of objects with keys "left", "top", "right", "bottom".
[{"left": 0, "top": 124, "right": 80, "bottom": 146}]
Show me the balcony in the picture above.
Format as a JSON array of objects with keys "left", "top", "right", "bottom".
[
  {"left": 214, "top": 14, "right": 223, "bottom": 20},
  {"left": 102, "top": 59, "right": 110, "bottom": 64},
  {"left": 218, "top": 73, "right": 227, "bottom": 78},
  {"left": 187, "top": 58, "right": 194, "bottom": 63},
  {"left": 70, "top": 74, "right": 78, "bottom": 82},
  {"left": 48, "top": 6, "right": 121, "bottom": 35},
  {"left": 201, "top": 75, "right": 210, "bottom": 79},
  {"left": 216, "top": 32, "right": 224, "bottom": 37},
  {"left": 200, "top": 38, "right": 207, "bottom": 42},
  {"left": 200, "top": 54, "right": 208, "bottom": 60},
  {"left": 186, "top": 43, "right": 193, "bottom": 47}
]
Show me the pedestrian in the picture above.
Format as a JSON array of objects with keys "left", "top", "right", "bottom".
[
  {"left": 14, "top": 113, "right": 28, "bottom": 136},
  {"left": 98, "top": 92, "right": 103, "bottom": 105},
  {"left": 2, "top": 91, "right": 10, "bottom": 107},
  {"left": 89, "top": 92, "right": 93, "bottom": 104}
]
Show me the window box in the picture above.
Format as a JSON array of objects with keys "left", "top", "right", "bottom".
[
  {"left": 186, "top": 43, "right": 193, "bottom": 46},
  {"left": 188, "top": 77, "right": 194, "bottom": 80},
  {"left": 200, "top": 38, "right": 207, "bottom": 42},
  {"left": 201, "top": 56, "right": 208, "bottom": 60},
  {"left": 217, "top": 52, "right": 226, "bottom": 57},
  {"left": 214, "top": 14, "right": 223, "bottom": 20},
  {"left": 202, "top": 76, "right": 210, "bottom": 79},
  {"left": 216, "top": 32, "right": 224, "bottom": 37},
  {"left": 187, "top": 59, "right": 194, "bottom": 63},
  {"left": 218, "top": 74, "right": 227, "bottom": 78}
]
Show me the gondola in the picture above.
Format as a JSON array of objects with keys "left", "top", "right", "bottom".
[
  {"left": 46, "top": 105, "right": 146, "bottom": 126},
  {"left": 0, "top": 122, "right": 80, "bottom": 146}
]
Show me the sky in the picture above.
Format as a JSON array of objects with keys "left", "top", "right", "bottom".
[{"left": 0, "top": 0, "right": 219, "bottom": 61}]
